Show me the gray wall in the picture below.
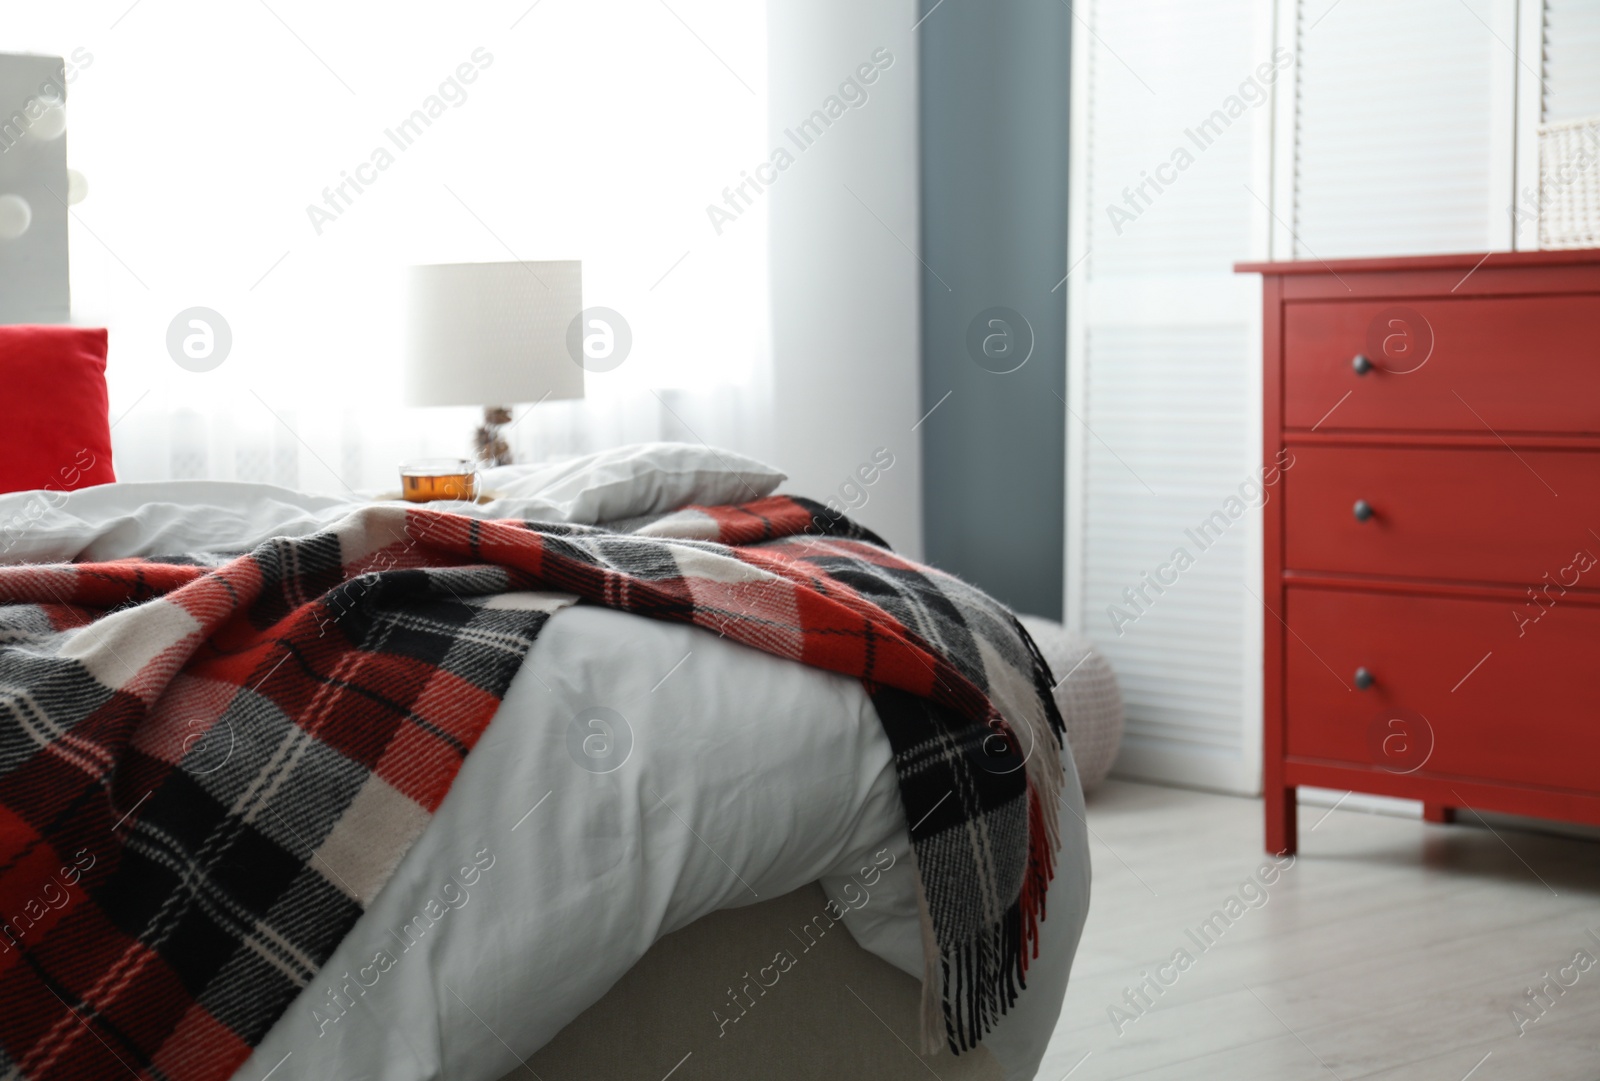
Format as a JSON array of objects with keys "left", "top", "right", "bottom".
[{"left": 917, "top": 0, "right": 1069, "bottom": 618}]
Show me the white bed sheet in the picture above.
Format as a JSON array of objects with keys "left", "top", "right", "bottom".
[{"left": 0, "top": 479, "right": 1089, "bottom": 1081}]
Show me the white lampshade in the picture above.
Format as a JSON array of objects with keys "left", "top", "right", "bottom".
[{"left": 403, "top": 260, "right": 585, "bottom": 408}]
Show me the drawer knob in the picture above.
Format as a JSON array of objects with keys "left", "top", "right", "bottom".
[
  {"left": 1352, "top": 353, "right": 1374, "bottom": 375},
  {"left": 1354, "top": 667, "right": 1374, "bottom": 690},
  {"left": 1353, "top": 499, "right": 1374, "bottom": 522}
]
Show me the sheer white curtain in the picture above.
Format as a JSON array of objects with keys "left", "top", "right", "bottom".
[{"left": 10, "top": 0, "right": 772, "bottom": 492}]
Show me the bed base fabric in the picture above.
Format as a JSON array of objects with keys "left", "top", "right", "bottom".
[{"left": 518, "top": 883, "right": 1004, "bottom": 1081}]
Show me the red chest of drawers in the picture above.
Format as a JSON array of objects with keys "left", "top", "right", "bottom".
[{"left": 1238, "top": 250, "right": 1600, "bottom": 856}]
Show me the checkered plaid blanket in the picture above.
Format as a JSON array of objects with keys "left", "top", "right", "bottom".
[{"left": 0, "top": 495, "right": 1065, "bottom": 1079}]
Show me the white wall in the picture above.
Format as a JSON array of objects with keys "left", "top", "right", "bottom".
[{"left": 766, "top": 0, "right": 924, "bottom": 558}]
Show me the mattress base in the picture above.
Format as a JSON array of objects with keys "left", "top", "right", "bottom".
[{"left": 519, "top": 883, "right": 1004, "bottom": 1081}]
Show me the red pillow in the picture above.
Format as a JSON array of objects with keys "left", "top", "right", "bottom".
[{"left": 0, "top": 325, "right": 116, "bottom": 494}]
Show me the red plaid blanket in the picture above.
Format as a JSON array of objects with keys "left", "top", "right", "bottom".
[{"left": 0, "top": 495, "right": 1065, "bottom": 1079}]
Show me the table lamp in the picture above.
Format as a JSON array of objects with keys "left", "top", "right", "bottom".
[{"left": 403, "top": 260, "right": 584, "bottom": 465}]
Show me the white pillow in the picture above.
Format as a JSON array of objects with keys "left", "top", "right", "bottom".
[
  {"left": 0, "top": 445, "right": 785, "bottom": 564},
  {"left": 481, "top": 442, "right": 786, "bottom": 524}
]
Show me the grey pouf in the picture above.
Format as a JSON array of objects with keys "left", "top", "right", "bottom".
[{"left": 1018, "top": 614, "right": 1124, "bottom": 794}]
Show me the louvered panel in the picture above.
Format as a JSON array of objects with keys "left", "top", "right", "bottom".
[
  {"left": 1086, "top": 0, "right": 1261, "bottom": 278},
  {"left": 1075, "top": 0, "right": 1265, "bottom": 791},
  {"left": 1127, "top": 704, "right": 1243, "bottom": 733},
  {"left": 1079, "top": 452, "right": 1251, "bottom": 493},
  {"left": 1082, "top": 326, "right": 1251, "bottom": 507},
  {"left": 1543, "top": 0, "right": 1600, "bottom": 121},
  {"left": 1081, "top": 319, "right": 1253, "bottom": 762},
  {"left": 1293, "top": 0, "right": 1498, "bottom": 257},
  {"left": 1114, "top": 666, "right": 1253, "bottom": 701}
]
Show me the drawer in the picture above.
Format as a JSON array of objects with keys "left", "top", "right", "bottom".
[
  {"left": 1283, "top": 296, "right": 1600, "bottom": 434},
  {"left": 1282, "top": 445, "right": 1600, "bottom": 586},
  {"left": 1284, "top": 587, "right": 1600, "bottom": 792}
]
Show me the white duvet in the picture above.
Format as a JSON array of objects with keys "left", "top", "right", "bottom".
[{"left": 0, "top": 452, "right": 1088, "bottom": 1081}]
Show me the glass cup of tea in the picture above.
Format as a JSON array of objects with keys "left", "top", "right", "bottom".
[{"left": 398, "top": 458, "right": 480, "bottom": 503}]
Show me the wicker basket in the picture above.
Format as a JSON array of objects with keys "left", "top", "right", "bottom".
[{"left": 1538, "top": 116, "right": 1600, "bottom": 250}]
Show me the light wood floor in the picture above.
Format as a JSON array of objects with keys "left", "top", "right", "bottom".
[{"left": 1036, "top": 780, "right": 1600, "bottom": 1081}]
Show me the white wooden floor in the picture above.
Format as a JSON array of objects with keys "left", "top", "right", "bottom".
[{"left": 1036, "top": 780, "right": 1600, "bottom": 1081}]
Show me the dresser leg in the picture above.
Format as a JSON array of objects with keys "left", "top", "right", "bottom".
[
  {"left": 1266, "top": 786, "right": 1298, "bottom": 856},
  {"left": 1423, "top": 803, "right": 1455, "bottom": 824}
]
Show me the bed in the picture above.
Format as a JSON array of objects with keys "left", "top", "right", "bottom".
[{"left": 0, "top": 445, "right": 1090, "bottom": 1081}]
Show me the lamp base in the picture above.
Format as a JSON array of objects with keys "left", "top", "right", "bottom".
[{"left": 473, "top": 405, "right": 514, "bottom": 466}]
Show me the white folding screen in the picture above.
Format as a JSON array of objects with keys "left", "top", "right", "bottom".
[
  {"left": 1067, "top": 0, "right": 1549, "bottom": 794},
  {"left": 1514, "top": 0, "right": 1600, "bottom": 249},
  {"left": 1065, "top": 0, "right": 1276, "bottom": 794},
  {"left": 1541, "top": 0, "right": 1600, "bottom": 120},
  {"left": 1287, "top": 0, "right": 1515, "bottom": 258}
]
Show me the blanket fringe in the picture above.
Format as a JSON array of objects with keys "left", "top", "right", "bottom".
[
  {"left": 938, "top": 896, "right": 1031, "bottom": 1053},
  {"left": 1014, "top": 613, "right": 1068, "bottom": 860},
  {"left": 911, "top": 617, "right": 1069, "bottom": 1056},
  {"left": 917, "top": 784, "right": 1061, "bottom": 1055},
  {"left": 917, "top": 877, "right": 944, "bottom": 1055}
]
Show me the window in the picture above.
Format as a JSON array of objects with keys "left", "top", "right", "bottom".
[{"left": 7, "top": 0, "right": 770, "bottom": 488}]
